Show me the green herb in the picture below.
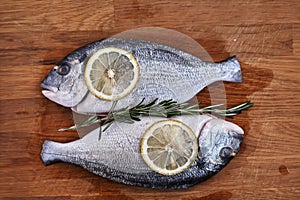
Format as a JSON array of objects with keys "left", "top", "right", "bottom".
[{"left": 58, "top": 99, "right": 253, "bottom": 138}]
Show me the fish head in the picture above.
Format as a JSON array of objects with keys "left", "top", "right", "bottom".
[
  {"left": 198, "top": 118, "right": 244, "bottom": 171},
  {"left": 41, "top": 52, "right": 88, "bottom": 107}
]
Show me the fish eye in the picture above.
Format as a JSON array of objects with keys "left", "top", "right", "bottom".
[
  {"left": 57, "top": 65, "right": 71, "bottom": 75},
  {"left": 219, "top": 147, "right": 235, "bottom": 159}
]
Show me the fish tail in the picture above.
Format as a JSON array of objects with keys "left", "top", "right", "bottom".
[
  {"left": 219, "top": 56, "right": 242, "bottom": 83},
  {"left": 40, "top": 140, "right": 64, "bottom": 166}
]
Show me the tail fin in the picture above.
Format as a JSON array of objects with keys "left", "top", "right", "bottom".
[
  {"left": 40, "top": 140, "right": 63, "bottom": 166},
  {"left": 219, "top": 56, "right": 242, "bottom": 83}
]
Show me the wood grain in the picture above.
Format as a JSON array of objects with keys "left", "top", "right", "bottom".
[{"left": 0, "top": 0, "right": 299, "bottom": 199}]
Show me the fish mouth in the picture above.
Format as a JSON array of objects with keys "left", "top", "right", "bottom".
[
  {"left": 41, "top": 89, "right": 73, "bottom": 107},
  {"left": 41, "top": 83, "right": 59, "bottom": 93},
  {"left": 40, "top": 83, "right": 68, "bottom": 106},
  {"left": 40, "top": 82, "right": 80, "bottom": 107}
]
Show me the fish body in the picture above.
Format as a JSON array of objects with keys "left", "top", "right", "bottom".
[
  {"left": 41, "top": 114, "right": 243, "bottom": 189},
  {"left": 41, "top": 38, "right": 242, "bottom": 114}
]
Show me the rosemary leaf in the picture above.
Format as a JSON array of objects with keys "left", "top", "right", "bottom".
[{"left": 59, "top": 99, "right": 253, "bottom": 136}]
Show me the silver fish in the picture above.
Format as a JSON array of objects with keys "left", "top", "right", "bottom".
[
  {"left": 41, "top": 38, "right": 242, "bottom": 114},
  {"left": 40, "top": 114, "right": 244, "bottom": 189}
]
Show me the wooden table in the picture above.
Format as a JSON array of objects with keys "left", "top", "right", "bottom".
[{"left": 1, "top": 0, "right": 299, "bottom": 199}]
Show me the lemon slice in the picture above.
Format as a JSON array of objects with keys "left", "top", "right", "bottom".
[
  {"left": 84, "top": 47, "right": 140, "bottom": 101},
  {"left": 141, "top": 120, "right": 198, "bottom": 176}
]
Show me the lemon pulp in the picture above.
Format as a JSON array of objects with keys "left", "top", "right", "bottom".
[
  {"left": 84, "top": 47, "right": 140, "bottom": 101},
  {"left": 141, "top": 120, "right": 198, "bottom": 176}
]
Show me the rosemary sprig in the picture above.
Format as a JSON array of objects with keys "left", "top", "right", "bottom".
[{"left": 59, "top": 99, "right": 253, "bottom": 135}]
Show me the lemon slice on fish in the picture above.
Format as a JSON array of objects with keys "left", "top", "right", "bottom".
[
  {"left": 141, "top": 120, "right": 198, "bottom": 176},
  {"left": 84, "top": 47, "right": 140, "bottom": 101}
]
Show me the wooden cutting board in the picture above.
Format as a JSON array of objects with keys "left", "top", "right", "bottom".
[{"left": 0, "top": 0, "right": 299, "bottom": 199}]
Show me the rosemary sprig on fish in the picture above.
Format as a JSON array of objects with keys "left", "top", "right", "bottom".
[
  {"left": 59, "top": 99, "right": 253, "bottom": 133},
  {"left": 40, "top": 37, "right": 250, "bottom": 188}
]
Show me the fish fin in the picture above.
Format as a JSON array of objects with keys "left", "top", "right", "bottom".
[
  {"left": 40, "top": 140, "right": 63, "bottom": 166},
  {"left": 219, "top": 56, "right": 242, "bottom": 83}
]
